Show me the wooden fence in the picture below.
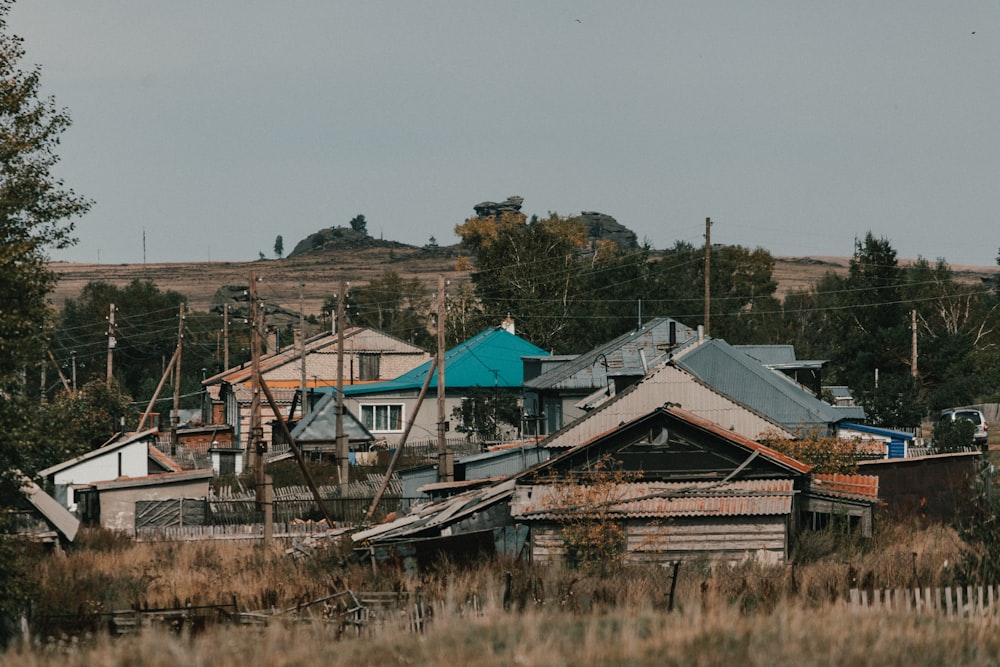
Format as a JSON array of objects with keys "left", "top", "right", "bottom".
[{"left": 849, "top": 585, "right": 1000, "bottom": 619}]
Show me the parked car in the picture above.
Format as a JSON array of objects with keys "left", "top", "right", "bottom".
[{"left": 938, "top": 408, "right": 989, "bottom": 447}]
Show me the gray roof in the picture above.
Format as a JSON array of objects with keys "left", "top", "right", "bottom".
[
  {"left": 674, "top": 339, "right": 855, "bottom": 433},
  {"left": 20, "top": 474, "right": 79, "bottom": 542},
  {"left": 291, "top": 392, "right": 376, "bottom": 443},
  {"left": 525, "top": 317, "right": 698, "bottom": 392},
  {"left": 38, "top": 429, "right": 159, "bottom": 477}
]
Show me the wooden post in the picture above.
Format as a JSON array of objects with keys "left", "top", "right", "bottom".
[
  {"left": 704, "top": 217, "right": 711, "bottom": 336},
  {"left": 106, "top": 302, "right": 116, "bottom": 383},
  {"left": 436, "top": 275, "right": 452, "bottom": 483},
  {"left": 336, "top": 280, "right": 348, "bottom": 494},
  {"left": 171, "top": 302, "right": 185, "bottom": 449}
]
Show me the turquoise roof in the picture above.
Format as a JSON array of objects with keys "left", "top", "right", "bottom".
[{"left": 331, "top": 327, "right": 548, "bottom": 396}]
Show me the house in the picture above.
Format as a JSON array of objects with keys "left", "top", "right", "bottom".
[
  {"left": 672, "top": 338, "right": 865, "bottom": 435},
  {"left": 328, "top": 325, "right": 549, "bottom": 448},
  {"left": 351, "top": 406, "right": 878, "bottom": 569},
  {"left": 837, "top": 422, "right": 915, "bottom": 459},
  {"left": 272, "top": 391, "right": 377, "bottom": 463},
  {"left": 541, "top": 363, "right": 796, "bottom": 450},
  {"left": 76, "top": 469, "right": 214, "bottom": 534},
  {"left": 38, "top": 429, "right": 180, "bottom": 512},
  {"left": 522, "top": 318, "right": 698, "bottom": 437},
  {"left": 202, "top": 327, "right": 430, "bottom": 462}
]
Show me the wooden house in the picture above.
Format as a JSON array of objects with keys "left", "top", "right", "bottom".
[
  {"left": 37, "top": 429, "right": 179, "bottom": 512},
  {"left": 334, "top": 325, "right": 548, "bottom": 448},
  {"left": 351, "top": 406, "right": 878, "bottom": 569},
  {"left": 202, "top": 327, "right": 430, "bottom": 460}
]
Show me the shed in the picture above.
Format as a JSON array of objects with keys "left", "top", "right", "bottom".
[{"left": 76, "top": 469, "right": 214, "bottom": 534}]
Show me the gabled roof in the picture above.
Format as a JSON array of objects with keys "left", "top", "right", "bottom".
[
  {"left": 525, "top": 317, "right": 698, "bottom": 392},
  {"left": 203, "top": 327, "right": 428, "bottom": 386},
  {"left": 290, "top": 392, "right": 375, "bottom": 443},
  {"left": 674, "top": 339, "right": 854, "bottom": 433},
  {"left": 38, "top": 429, "right": 161, "bottom": 477},
  {"left": 336, "top": 326, "right": 548, "bottom": 396},
  {"left": 553, "top": 405, "right": 811, "bottom": 476},
  {"left": 543, "top": 363, "right": 793, "bottom": 449}
]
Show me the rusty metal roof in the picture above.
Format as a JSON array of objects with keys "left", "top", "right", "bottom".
[
  {"left": 809, "top": 473, "right": 879, "bottom": 502},
  {"left": 511, "top": 478, "right": 796, "bottom": 520}
]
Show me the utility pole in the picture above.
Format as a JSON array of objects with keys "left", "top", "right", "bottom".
[
  {"left": 71, "top": 350, "right": 77, "bottom": 396},
  {"left": 436, "top": 275, "right": 453, "bottom": 483},
  {"left": 299, "top": 284, "right": 307, "bottom": 419},
  {"left": 171, "top": 302, "right": 185, "bottom": 450},
  {"left": 106, "top": 303, "right": 116, "bottom": 383},
  {"left": 704, "top": 217, "right": 712, "bottom": 336},
  {"left": 336, "top": 280, "right": 348, "bottom": 494},
  {"left": 222, "top": 304, "right": 230, "bottom": 370},
  {"left": 911, "top": 309, "right": 918, "bottom": 377},
  {"left": 248, "top": 272, "right": 267, "bottom": 526}
]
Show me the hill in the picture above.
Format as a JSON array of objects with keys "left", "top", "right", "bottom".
[{"left": 48, "top": 248, "right": 1000, "bottom": 318}]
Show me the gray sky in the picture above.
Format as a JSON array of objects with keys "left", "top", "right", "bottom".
[{"left": 10, "top": 2, "right": 1000, "bottom": 266}]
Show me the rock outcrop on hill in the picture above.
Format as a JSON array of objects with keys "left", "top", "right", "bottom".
[
  {"left": 288, "top": 227, "right": 410, "bottom": 258},
  {"left": 579, "top": 211, "right": 639, "bottom": 249}
]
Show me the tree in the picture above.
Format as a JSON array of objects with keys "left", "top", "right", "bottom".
[
  {"left": 456, "top": 211, "right": 593, "bottom": 352},
  {"left": 0, "top": 1, "right": 91, "bottom": 637},
  {"left": 644, "top": 241, "right": 778, "bottom": 343},
  {"left": 273, "top": 234, "right": 284, "bottom": 258},
  {"left": 451, "top": 387, "right": 521, "bottom": 442},
  {"left": 349, "top": 214, "right": 368, "bottom": 236},
  {"left": 0, "top": 4, "right": 91, "bottom": 388},
  {"left": 325, "top": 270, "right": 432, "bottom": 348},
  {"left": 53, "top": 280, "right": 188, "bottom": 403}
]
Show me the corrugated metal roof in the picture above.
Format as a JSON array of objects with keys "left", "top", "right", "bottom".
[
  {"left": 525, "top": 318, "right": 698, "bottom": 392},
  {"left": 290, "top": 392, "right": 375, "bottom": 443},
  {"left": 675, "top": 339, "right": 853, "bottom": 432},
  {"left": 204, "top": 327, "right": 428, "bottom": 386},
  {"left": 511, "top": 479, "right": 796, "bottom": 520},
  {"left": 338, "top": 327, "right": 548, "bottom": 396},
  {"left": 39, "top": 429, "right": 160, "bottom": 477},
  {"left": 351, "top": 479, "right": 517, "bottom": 543},
  {"left": 543, "top": 364, "right": 793, "bottom": 449},
  {"left": 809, "top": 473, "right": 879, "bottom": 502}
]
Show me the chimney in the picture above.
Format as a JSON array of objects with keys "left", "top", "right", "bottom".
[{"left": 501, "top": 315, "right": 515, "bottom": 335}]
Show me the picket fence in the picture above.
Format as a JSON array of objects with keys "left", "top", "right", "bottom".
[{"left": 849, "top": 585, "right": 1000, "bottom": 619}]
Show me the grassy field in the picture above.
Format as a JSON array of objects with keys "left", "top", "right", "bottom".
[{"left": 3, "top": 517, "right": 992, "bottom": 665}]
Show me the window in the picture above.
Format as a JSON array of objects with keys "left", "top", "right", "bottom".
[
  {"left": 358, "top": 353, "right": 381, "bottom": 381},
  {"left": 361, "top": 403, "right": 404, "bottom": 432}
]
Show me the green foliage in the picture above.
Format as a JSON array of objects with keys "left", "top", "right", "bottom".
[
  {"left": 644, "top": 241, "right": 778, "bottom": 343},
  {"left": 53, "top": 280, "right": 188, "bottom": 404},
  {"left": 0, "top": 4, "right": 91, "bottom": 390},
  {"left": 451, "top": 387, "right": 521, "bottom": 441},
  {"left": 329, "top": 270, "right": 432, "bottom": 347},
  {"left": 349, "top": 214, "right": 368, "bottom": 235},
  {"left": 951, "top": 476, "right": 1000, "bottom": 585},
  {"left": 932, "top": 418, "right": 975, "bottom": 453},
  {"left": 273, "top": 234, "right": 284, "bottom": 258}
]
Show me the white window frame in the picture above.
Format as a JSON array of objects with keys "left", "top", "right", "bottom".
[{"left": 360, "top": 403, "right": 405, "bottom": 433}]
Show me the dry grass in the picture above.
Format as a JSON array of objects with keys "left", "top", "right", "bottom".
[{"left": 3, "top": 518, "right": 978, "bottom": 665}]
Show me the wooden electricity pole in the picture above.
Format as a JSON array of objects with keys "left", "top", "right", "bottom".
[
  {"left": 704, "top": 217, "right": 712, "bottom": 336},
  {"left": 170, "top": 302, "right": 185, "bottom": 449},
  {"left": 436, "top": 275, "right": 453, "bottom": 483},
  {"left": 336, "top": 280, "right": 348, "bottom": 494},
  {"left": 222, "top": 304, "right": 230, "bottom": 370},
  {"left": 248, "top": 273, "right": 265, "bottom": 502},
  {"left": 299, "top": 284, "right": 307, "bottom": 419},
  {"left": 106, "top": 303, "right": 116, "bottom": 383}
]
